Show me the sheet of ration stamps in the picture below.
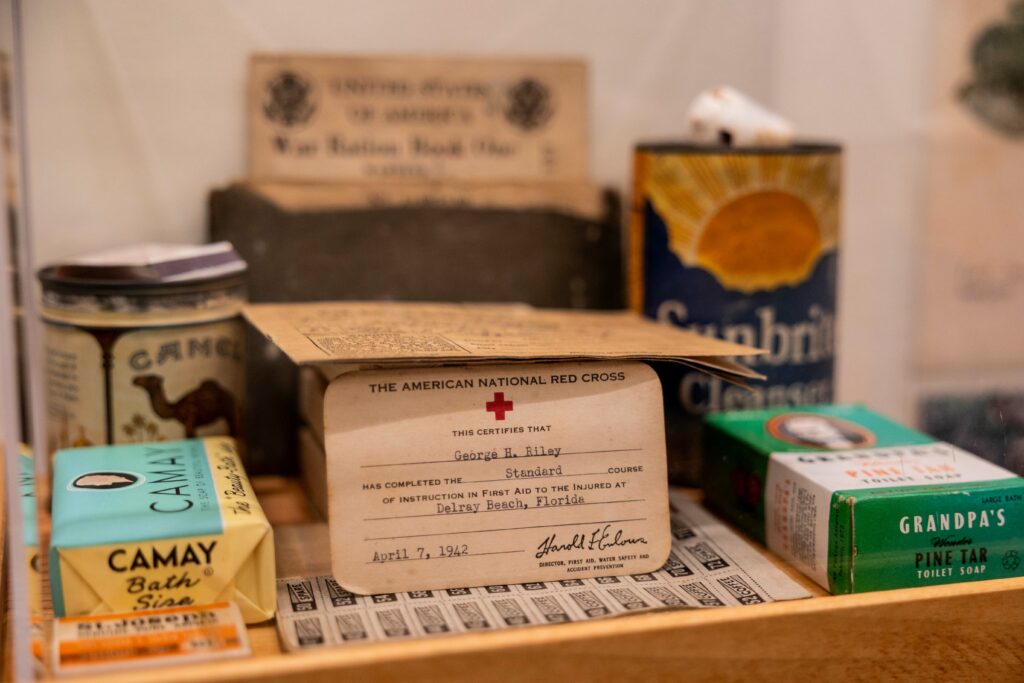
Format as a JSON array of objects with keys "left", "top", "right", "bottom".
[{"left": 275, "top": 493, "right": 810, "bottom": 650}]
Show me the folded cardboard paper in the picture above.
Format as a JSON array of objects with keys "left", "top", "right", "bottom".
[
  {"left": 49, "top": 438, "right": 276, "bottom": 623},
  {"left": 298, "top": 365, "right": 330, "bottom": 445},
  {"left": 298, "top": 426, "right": 328, "bottom": 521},
  {"left": 249, "top": 54, "right": 587, "bottom": 181},
  {"left": 242, "top": 301, "right": 763, "bottom": 381},
  {"left": 702, "top": 405, "right": 1024, "bottom": 593},
  {"left": 326, "top": 360, "right": 670, "bottom": 593}
]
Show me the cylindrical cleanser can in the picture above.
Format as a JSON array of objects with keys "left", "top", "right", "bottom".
[
  {"left": 39, "top": 243, "right": 247, "bottom": 453},
  {"left": 630, "top": 143, "right": 842, "bottom": 483}
]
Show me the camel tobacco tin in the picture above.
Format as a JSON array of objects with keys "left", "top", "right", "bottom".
[{"left": 39, "top": 243, "right": 247, "bottom": 453}]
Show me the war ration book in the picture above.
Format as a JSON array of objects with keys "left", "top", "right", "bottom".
[
  {"left": 244, "top": 302, "right": 763, "bottom": 592},
  {"left": 248, "top": 54, "right": 587, "bottom": 181}
]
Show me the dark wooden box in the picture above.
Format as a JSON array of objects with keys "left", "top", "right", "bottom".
[{"left": 208, "top": 182, "right": 624, "bottom": 472}]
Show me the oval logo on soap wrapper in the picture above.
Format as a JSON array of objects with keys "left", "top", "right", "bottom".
[
  {"left": 69, "top": 471, "right": 145, "bottom": 491},
  {"left": 766, "top": 413, "right": 876, "bottom": 450}
]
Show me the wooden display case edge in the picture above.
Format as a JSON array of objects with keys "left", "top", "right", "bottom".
[{"left": 61, "top": 574, "right": 1024, "bottom": 682}]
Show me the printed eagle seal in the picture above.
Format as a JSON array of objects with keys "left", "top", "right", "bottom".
[
  {"left": 504, "top": 78, "right": 554, "bottom": 131},
  {"left": 264, "top": 70, "right": 318, "bottom": 127}
]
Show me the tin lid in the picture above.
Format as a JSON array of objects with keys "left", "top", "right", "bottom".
[
  {"left": 38, "top": 242, "right": 247, "bottom": 296},
  {"left": 635, "top": 140, "right": 841, "bottom": 155}
]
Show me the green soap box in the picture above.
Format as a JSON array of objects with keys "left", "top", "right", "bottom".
[{"left": 702, "top": 405, "right": 1024, "bottom": 594}]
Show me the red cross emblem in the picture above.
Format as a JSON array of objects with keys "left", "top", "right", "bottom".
[{"left": 485, "top": 392, "right": 514, "bottom": 420}]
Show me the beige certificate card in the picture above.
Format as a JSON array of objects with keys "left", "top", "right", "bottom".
[{"left": 325, "top": 361, "right": 670, "bottom": 594}]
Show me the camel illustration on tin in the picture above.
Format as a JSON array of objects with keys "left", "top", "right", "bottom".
[{"left": 132, "top": 375, "right": 240, "bottom": 437}]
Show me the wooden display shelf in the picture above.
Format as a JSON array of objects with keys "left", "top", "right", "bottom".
[{"left": 10, "top": 477, "right": 1024, "bottom": 682}]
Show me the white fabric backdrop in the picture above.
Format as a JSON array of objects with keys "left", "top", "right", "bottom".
[{"left": 22, "top": 0, "right": 933, "bottom": 421}]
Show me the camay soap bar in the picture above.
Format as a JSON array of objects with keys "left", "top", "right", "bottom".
[
  {"left": 50, "top": 438, "right": 275, "bottom": 623},
  {"left": 702, "top": 405, "right": 1024, "bottom": 594}
]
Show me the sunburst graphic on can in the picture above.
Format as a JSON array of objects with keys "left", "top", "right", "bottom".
[{"left": 640, "top": 151, "right": 841, "bottom": 293}]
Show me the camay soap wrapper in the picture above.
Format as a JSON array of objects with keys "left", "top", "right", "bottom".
[
  {"left": 702, "top": 405, "right": 1024, "bottom": 594},
  {"left": 50, "top": 437, "right": 275, "bottom": 623},
  {"left": 20, "top": 447, "right": 42, "bottom": 617}
]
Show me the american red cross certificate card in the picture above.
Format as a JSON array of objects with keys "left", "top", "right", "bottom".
[{"left": 325, "top": 361, "right": 671, "bottom": 594}]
